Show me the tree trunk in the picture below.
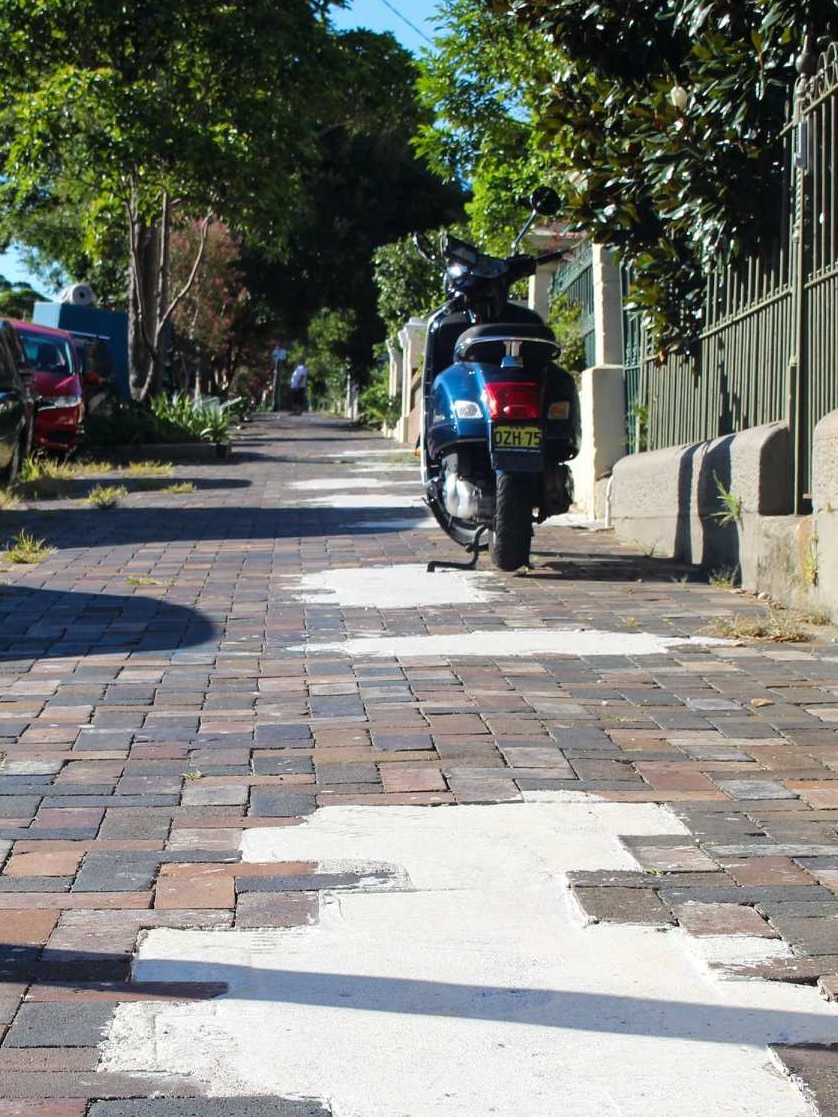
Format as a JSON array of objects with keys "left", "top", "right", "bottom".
[
  {"left": 127, "top": 204, "right": 159, "bottom": 402},
  {"left": 126, "top": 183, "right": 213, "bottom": 402}
]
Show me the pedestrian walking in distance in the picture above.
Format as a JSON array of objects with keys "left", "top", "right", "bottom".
[{"left": 290, "top": 358, "right": 308, "bottom": 415}]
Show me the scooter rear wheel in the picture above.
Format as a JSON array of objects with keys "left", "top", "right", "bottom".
[{"left": 490, "top": 472, "right": 533, "bottom": 571}]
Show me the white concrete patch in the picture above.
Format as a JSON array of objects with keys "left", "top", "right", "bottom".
[
  {"left": 687, "top": 934, "right": 796, "bottom": 973},
  {"left": 324, "top": 449, "right": 410, "bottom": 458},
  {"left": 290, "top": 627, "right": 728, "bottom": 658},
  {"left": 353, "top": 517, "right": 436, "bottom": 531},
  {"left": 290, "top": 564, "right": 499, "bottom": 608},
  {"left": 553, "top": 512, "right": 610, "bottom": 531},
  {"left": 100, "top": 801, "right": 838, "bottom": 1117},
  {"left": 300, "top": 493, "right": 427, "bottom": 509},
  {"left": 291, "top": 479, "right": 416, "bottom": 491},
  {"left": 351, "top": 462, "right": 418, "bottom": 474}
]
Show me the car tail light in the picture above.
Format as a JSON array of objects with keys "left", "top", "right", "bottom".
[{"left": 482, "top": 381, "right": 540, "bottom": 421}]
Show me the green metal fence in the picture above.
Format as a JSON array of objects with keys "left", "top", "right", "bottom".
[
  {"left": 621, "top": 265, "right": 644, "bottom": 454},
  {"left": 551, "top": 240, "right": 596, "bottom": 369}
]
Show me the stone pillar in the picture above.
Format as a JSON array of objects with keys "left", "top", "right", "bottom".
[
  {"left": 528, "top": 265, "right": 556, "bottom": 321},
  {"left": 592, "top": 245, "right": 624, "bottom": 366},
  {"left": 386, "top": 340, "right": 401, "bottom": 436},
  {"left": 396, "top": 317, "right": 426, "bottom": 445},
  {"left": 567, "top": 246, "right": 627, "bottom": 519},
  {"left": 571, "top": 365, "right": 627, "bottom": 520}
]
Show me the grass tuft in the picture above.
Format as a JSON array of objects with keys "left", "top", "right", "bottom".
[
  {"left": 87, "top": 484, "right": 127, "bottom": 509},
  {"left": 3, "top": 530, "right": 55, "bottom": 564},
  {"left": 124, "top": 461, "right": 174, "bottom": 476},
  {"left": 703, "top": 609, "right": 809, "bottom": 643}
]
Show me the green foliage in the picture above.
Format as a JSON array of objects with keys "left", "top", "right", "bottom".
[
  {"left": 87, "top": 484, "right": 127, "bottom": 509},
  {"left": 0, "top": 1, "right": 332, "bottom": 243},
  {"left": 300, "top": 308, "right": 358, "bottom": 412},
  {"left": 82, "top": 394, "right": 229, "bottom": 447},
  {"left": 546, "top": 294, "right": 586, "bottom": 372},
  {"left": 415, "top": 0, "right": 562, "bottom": 252},
  {"left": 710, "top": 472, "right": 742, "bottom": 527},
  {"left": 504, "top": 0, "right": 834, "bottom": 345},
  {"left": 3, "top": 530, "right": 54, "bottom": 564},
  {"left": 372, "top": 235, "right": 445, "bottom": 340},
  {"left": 149, "top": 394, "right": 231, "bottom": 442},
  {"left": 357, "top": 360, "right": 401, "bottom": 429},
  {"left": 242, "top": 30, "right": 466, "bottom": 382},
  {"left": 0, "top": 278, "right": 44, "bottom": 321},
  {"left": 421, "top": 0, "right": 834, "bottom": 345},
  {"left": 169, "top": 220, "right": 249, "bottom": 396}
]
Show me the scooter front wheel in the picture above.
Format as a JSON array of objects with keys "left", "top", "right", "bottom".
[{"left": 490, "top": 472, "right": 534, "bottom": 571}]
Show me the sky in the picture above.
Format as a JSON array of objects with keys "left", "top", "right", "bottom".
[
  {"left": 330, "top": 0, "right": 441, "bottom": 53},
  {"left": 0, "top": 0, "right": 443, "bottom": 295}
]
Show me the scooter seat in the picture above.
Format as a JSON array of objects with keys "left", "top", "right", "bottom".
[{"left": 455, "top": 322, "right": 559, "bottom": 364}]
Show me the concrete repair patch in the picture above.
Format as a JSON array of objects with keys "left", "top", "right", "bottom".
[
  {"left": 100, "top": 800, "right": 838, "bottom": 1117},
  {"left": 290, "top": 479, "right": 417, "bottom": 491},
  {"left": 289, "top": 564, "right": 499, "bottom": 608},
  {"left": 298, "top": 493, "right": 428, "bottom": 509},
  {"left": 290, "top": 627, "right": 727, "bottom": 657}
]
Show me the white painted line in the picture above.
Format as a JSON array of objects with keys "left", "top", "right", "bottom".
[
  {"left": 100, "top": 800, "right": 835, "bottom": 1117},
  {"left": 289, "top": 627, "right": 727, "bottom": 657}
]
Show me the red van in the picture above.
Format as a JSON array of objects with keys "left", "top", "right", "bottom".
[{"left": 12, "top": 321, "right": 85, "bottom": 453}]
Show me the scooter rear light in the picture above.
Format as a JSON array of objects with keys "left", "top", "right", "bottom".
[{"left": 482, "top": 381, "right": 540, "bottom": 421}]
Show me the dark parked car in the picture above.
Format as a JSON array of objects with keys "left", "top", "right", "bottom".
[{"left": 0, "top": 320, "right": 35, "bottom": 485}]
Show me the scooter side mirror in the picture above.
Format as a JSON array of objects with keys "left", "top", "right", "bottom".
[
  {"left": 530, "top": 186, "right": 561, "bottom": 217},
  {"left": 412, "top": 232, "right": 437, "bottom": 262}
]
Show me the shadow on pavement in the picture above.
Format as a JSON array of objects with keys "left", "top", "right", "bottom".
[
  {"left": 528, "top": 552, "right": 705, "bottom": 583},
  {"left": 0, "top": 505, "right": 431, "bottom": 548},
  {"left": 15, "top": 477, "right": 253, "bottom": 501},
  {"left": 2, "top": 947, "right": 837, "bottom": 1047},
  {"left": 0, "top": 585, "right": 217, "bottom": 661}
]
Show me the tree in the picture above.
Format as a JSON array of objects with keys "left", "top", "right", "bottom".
[
  {"left": 169, "top": 221, "right": 249, "bottom": 398},
  {"left": 0, "top": 0, "right": 340, "bottom": 399},
  {"left": 0, "top": 279, "right": 45, "bottom": 322},
  {"left": 415, "top": 0, "right": 558, "bottom": 253},
  {"left": 511, "top": 0, "right": 838, "bottom": 342},
  {"left": 242, "top": 30, "right": 466, "bottom": 382},
  {"left": 419, "top": 0, "right": 838, "bottom": 344},
  {"left": 301, "top": 307, "right": 357, "bottom": 412},
  {"left": 372, "top": 234, "right": 445, "bottom": 341}
]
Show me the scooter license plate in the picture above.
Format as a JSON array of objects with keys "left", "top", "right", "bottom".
[{"left": 492, "top": 425, "right": 542, "bottom": 450}]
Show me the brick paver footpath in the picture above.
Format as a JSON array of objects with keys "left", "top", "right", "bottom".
[{"left": 0, "top": 413, "right": 837, "bottom": 1114}]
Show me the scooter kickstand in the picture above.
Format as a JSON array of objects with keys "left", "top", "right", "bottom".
[{"left": 427, "top": 527, "right": 488, "bottom": 573}]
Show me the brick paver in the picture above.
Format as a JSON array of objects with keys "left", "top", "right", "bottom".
[{"left": 0, "top": 413, "right": 837, "bottom": 1110}]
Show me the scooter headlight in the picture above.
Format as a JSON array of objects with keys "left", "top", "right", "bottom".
[
  {"left": 453, "top": 400, "right": 482, "bottom": 420},
  {"left": 482, "top": 381, "right": 540, "bottom": 421}
]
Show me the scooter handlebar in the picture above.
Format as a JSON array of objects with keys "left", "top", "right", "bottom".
[{"left": 535, "top": 248, "right": 567, "bottom": 266}]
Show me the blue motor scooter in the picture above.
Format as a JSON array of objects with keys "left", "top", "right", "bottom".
[{"left": 418, "top": 189, "right": 580, "bottom": 572}]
